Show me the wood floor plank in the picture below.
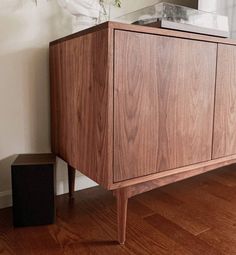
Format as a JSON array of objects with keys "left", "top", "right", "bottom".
[
  {"left": 56, "top": 193, "right": 133, "bottom": 255},
  {"left": 162, "top": 180, "right": 236, "bottom": 231},
  {"left": 197, "top": 225, "right": 236, "bottom": 255},
  {"left": 125, "top": 209, "right": 192, "bottom": 255},
  {"left": 128, "top": 199, "right": 155, "bottom": 218},
  {"left": 0, "top": 166, "right": 236, "bottom": 254},
  {"left": 164, "top": 181, "right": 236, "bottom": 218},
  {"left": 210, "top": 168, "right": 236, "bottom": 187},
  {"left": 144, "top": 214, "right": 222, "bottom": 255},
  {"left": 135, "top": 190, "right": 211, "bottom": 236},
  {"left": 195, "top": 178, "right": 236, "bottom": 202},
  {"left": 0, "top": 234, "right": 14, "bottom": 255},
  {"left": 1, "top": 226, "right": 63, "bottom": 255},
  {"left": 57, "top": 188, "right": 189, "bottom": 255}
]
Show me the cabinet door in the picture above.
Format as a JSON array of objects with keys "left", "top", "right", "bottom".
[
  {"left": 114, "top": 31, "right": 217, "bottom": 182},
  {"left": 213, "top": 44, "right": 236, "bottom": 159}
]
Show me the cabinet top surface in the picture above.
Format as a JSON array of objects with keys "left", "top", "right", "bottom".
[
  {"left": 12, "top": 154, "right": 56, "bottom": 166},
  {"left": 50, "top": 21, "right": 236, "bottom": 46}
]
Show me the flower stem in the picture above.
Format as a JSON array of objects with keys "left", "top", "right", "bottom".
[{"left": 100, "top": 0, "right": 121, "bottom": 8}]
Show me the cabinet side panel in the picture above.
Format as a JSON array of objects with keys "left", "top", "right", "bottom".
[
  {"left": 213, "top": 44, "right": 236, "bottom": 158},
  {"left": 49, "top": 29, "right": 113, "bottom": 188},
  {"left": 114, "top": 31, "right": 216, "bottom": 182},
  {"left": 50, "top": 43, "right": 59, "bottom": 154}
]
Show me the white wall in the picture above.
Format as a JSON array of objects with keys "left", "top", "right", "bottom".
[
  {"left": 198, "top": 0, "right": 236, "bottom": 38},
  {"left": 0, "top": 0, "right": 196, "bottom": 209},
  {"left": 0, "top": 0, "right": 76, "bottom": 209}
]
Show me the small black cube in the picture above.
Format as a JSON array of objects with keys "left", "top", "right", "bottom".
[{"left": 11, "top": 154, "right": 56, "bottom": 227}]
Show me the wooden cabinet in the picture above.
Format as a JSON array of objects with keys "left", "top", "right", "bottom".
[
  {"left": 114, "top": 30, "right": 216, "bottom": 182},
  {"left": 50, "top": 30, "right": 113, "bottom": 188},
  {"left": 50, "top": 22, "right": 236, "bottom": 244},
  {"left": 213, "top": 44, "right": 236, "bottom": 159}
]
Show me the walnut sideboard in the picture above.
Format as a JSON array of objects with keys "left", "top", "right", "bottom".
[{"left": 50, "top": 21, "right": 236, "bottom": 244}]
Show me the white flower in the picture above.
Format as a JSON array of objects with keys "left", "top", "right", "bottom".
[{"left": 57, "top": 0, "right": 101, "bottom": 18}]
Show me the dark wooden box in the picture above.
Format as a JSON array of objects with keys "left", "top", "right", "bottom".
[{"left": 11, "top": 154, "right": 56, "bottom": 227}]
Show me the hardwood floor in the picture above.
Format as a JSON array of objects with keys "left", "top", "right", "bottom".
[{"left": 0, "top": 166, "right": 236, "bottom": 255}]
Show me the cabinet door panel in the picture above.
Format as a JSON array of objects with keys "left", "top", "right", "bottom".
[
  {"left": 213, "top": 44, "right": 236, "bottom": 158},
  {"left": 114, "top": 31, "right": 217, "bottom": 182}
]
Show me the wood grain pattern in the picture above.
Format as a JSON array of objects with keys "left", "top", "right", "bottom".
[
  {"left": 116, "top": 189, "right": 128, "bottom": 244},
  {"left": 50, "top": 29, "right": 113, "bottom": 189},
  {"left": 1, "top": 166, "right": 236, "bottom": 254},
  {"left": 213, "top": 44, "right": 236, "bottom": 159},
  {"left": 50, "top": 21, "right": 236, "bottom": 47},
  {"left": 112, "top": 155, "right": 236, "bottom": 198},
  {"left": 50, "top": 23, "right": 236, "bottom": 245},
  {"left": 136, "top": 190, "right": 211, "bottom": 236},
  {"left": 111, "top": 154, "right": 236, "bottom": 189},
  {"left": 114, "top": 30, "right": 217, "bottom": 182}
]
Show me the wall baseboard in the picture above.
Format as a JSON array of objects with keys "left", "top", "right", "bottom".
[{"left": 0, "top": 175, "right": 98, "bottom": 209}]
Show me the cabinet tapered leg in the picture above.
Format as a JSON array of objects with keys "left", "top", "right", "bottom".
[
  {"left": 68, "top": 165, "right": 76, "bottom": 199},
  {"left": 116, "top": 189, "right": 128, "bottom": 245}
]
